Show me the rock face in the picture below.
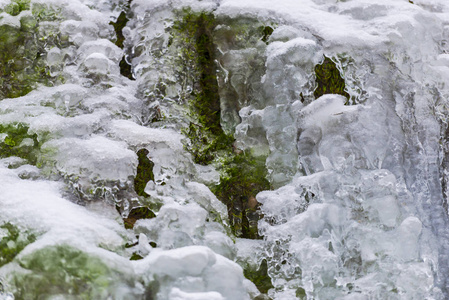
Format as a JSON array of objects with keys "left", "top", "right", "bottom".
[{"left": 1, "top": 0, "right": 449, "bottom": 299}]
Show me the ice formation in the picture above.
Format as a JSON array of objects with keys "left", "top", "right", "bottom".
[{"left": 1, "top": 0, "right": 449, "bottom": 299}]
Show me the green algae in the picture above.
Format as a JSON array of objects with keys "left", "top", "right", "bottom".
[
  {"left": 314, "top": 56, "right": 349, "bottom": 101},
  {"left": 0, "top": 223, "right": 36, "bottom": 268}
]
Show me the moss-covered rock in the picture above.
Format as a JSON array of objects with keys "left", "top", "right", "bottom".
[
  {"left": 212, "top": 153, "right": 271, "bottom": 239},
  {"left": 0, "top": 222, "right": 36, "bottom": 267},
  {"left": 314, "top": 56, "right": 349, "bottom": 101},
  {"left": 134, "top": 148, "right": 155, "bottom": 196},
  {"left": 11, "top": 244, "right": 134, "bottom": 299},
  {"left": 4, "top": 0, "right": 30, "bottom": 16},
  {"left": 0, "top": 123, "right": 39, "bottom": 164},
  {"left": 260, "top": 26, "right": 274, "bottom": 44},
  {"left": 0, "top": 0, "right": 62, "bottom": 99},
  {"left": 173, "top": 9, "right": 234, "bottom": 165},
  {"left": 243, "top": 259, "right": 273, "bottom": 294},
  {"left": 110, "top": 0, "right": 134, "bottom": 80},
  {"left": 172, "top": 10, "right": 271, "bottom": 239},
  {"left": 123, "top": 206, "right": 156, "bottom": 229}
]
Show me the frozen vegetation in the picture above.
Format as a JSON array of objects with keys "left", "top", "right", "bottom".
[{"left": 1, "top": 0, "right": 449, "bottom": 299}]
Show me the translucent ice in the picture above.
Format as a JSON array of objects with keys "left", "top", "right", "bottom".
[{"left": 2, "top": 0, "right": 449, "bottom": 299}]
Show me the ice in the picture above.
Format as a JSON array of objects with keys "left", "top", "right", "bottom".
[
  {"left": 203, "top": 231, "right": 235, "bottom": 260},
  {"left": 46, "top": 47, "right": 62, "bottom": 67},
  {"left": 0, "top": 164, "right": 127, "bottom": 251},
  {"left": 42, "top": 135, "right": 137, "bottom": 182},
  {"left": 77, "top": 39, "right": 123, "bottom": 63},
  {"left": 142, "top": 246, "right": 216, "bottom": 277},
  {"left": 109, "top": 119, "right": 184, "bottom": 152},
  {"left": 2, "top": 0, "right": 449, "bottom": 298},
  {"left": 169, "top": 288, "right": 225, "bottom": 300},
  {"left": 82, "top": 52, "right": 114, "bottom": 75},
  {"left": 0, "top": 12, "right": 20, "bottom": 28},
  {"left": 134, "top": 246, "right": 250, "bottom": 299}
]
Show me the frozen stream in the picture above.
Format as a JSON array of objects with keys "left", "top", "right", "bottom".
[{"left": 1, "top": 0, "right": 449, "bottom": 299}]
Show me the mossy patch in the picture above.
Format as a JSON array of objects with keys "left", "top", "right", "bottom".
[
  {"left": 4, "top": 0, "right": 30, "bottom": 16},
  {"left": 173, "top": 9, "right": 234, "bottom": 165},
  {"left": 119, "top": 56, "right": 134, "bottom": 80},
  {"left": 11, "top": 244, "right": 125, "bottom": 299},
  {"left": 243, "top": 259, "right": 273, "bottom": 294},
  {"left": 31, "top": 2, "right": 62, "bottom": 22},
  {"left": 109, "top": 0, "right": 134, "bottom": 80},
  {"left": 182, "top": 122, "right": 234, "bottom": 165},
  {"left": 124, "top": 206, "right": 156, "bottom": 229},
  {"left": 109, "top": 2, "right": 131, "bottom": 49},
  {"left": 296, "top": 287, "right": 306, "bottom": 299},
  {"left": 214, "top": 16, "right": 276, "bottom": 50},
  {"left": 173, "top": 9, "right": 271, "bottom": 239},
  {"left": 0, "top": 123, "right": 39, "bottom": 163},
  {"left": 212, "top": 152, "right": 271, "bottom": 239},
  {"left": 130, "top": 252, "right": 143, "bottom": 260},
  {"left": 314, "top": 56, "right": 349, "bottom": 101},
  {"left": 260, "top": 26, "right": 274, "bottom": 44},
  {"left": 134, "top": 148, "right": 155, "bottom": 196},
  {"left": 0, "top": 0, "right": 62, "bottom": 99},
  {"left": 0, "top": 222, "right": 36, "bottom": 267}
]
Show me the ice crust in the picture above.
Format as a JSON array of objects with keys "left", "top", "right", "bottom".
[{"left": 1, "top": 0, "right": 449, "bottom": 299}]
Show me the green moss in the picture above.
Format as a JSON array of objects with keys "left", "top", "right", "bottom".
[
  {"left": 212, "top": 152, "right": 271, "bottom": 239},
  {"left": 182, "top": 122, "right": 234, "bottom": 165},
  {"left": 12, "top": 245, "right": 124, "bottom": 299},
  {"left": 109, "top": 9, "right": 129, "bottom": 49},
  {"left": 173, "top": 9, "right": 233, "bottom": 165},
  {"left": 134, "top": 149, "right": 155, "bottom": 196},
  {"left": 0, "top": 123, "right": 39, "bottom": 163},
  {"left": 243, "top": 259, "right": 273, "bottom": 294},
  {"left": 314, "top": 56, "right": 349, "bottom": 101},
  {"left": 109, "top": 1, "right": 135, "bottom": 80},
  {"left": 296, "top": 287, "right": 307, "bottom": 299},
  {"left": 130, "top": 252, "right": 143, "bottom": 261},
  {"left": 0, "top": 222, "right": 36, "bottom": 267},
  {"left": 173, "top": 10, "right": 271, "bottom": 239},
  {"left": 123, "top": 206, "right": 156, "bottom": 229},
  {"left": 119, "top": 56, "right": 134, "bottom": 80},
  {"left": 31, "top": 3, "right": 62, "bottom": 22},
  {"left": 0, "top": 1, "right": 62, "bottom": 99},
  {"left": 260, "top": 26, "right": 274, "bottom": 44},
  {"left": 4, "top": 0, "right": 30, "bottom": 16}
]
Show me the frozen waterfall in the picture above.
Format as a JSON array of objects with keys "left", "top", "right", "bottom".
[{"left": 1, "top": 0, "right": 449, "bottom": 299}]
